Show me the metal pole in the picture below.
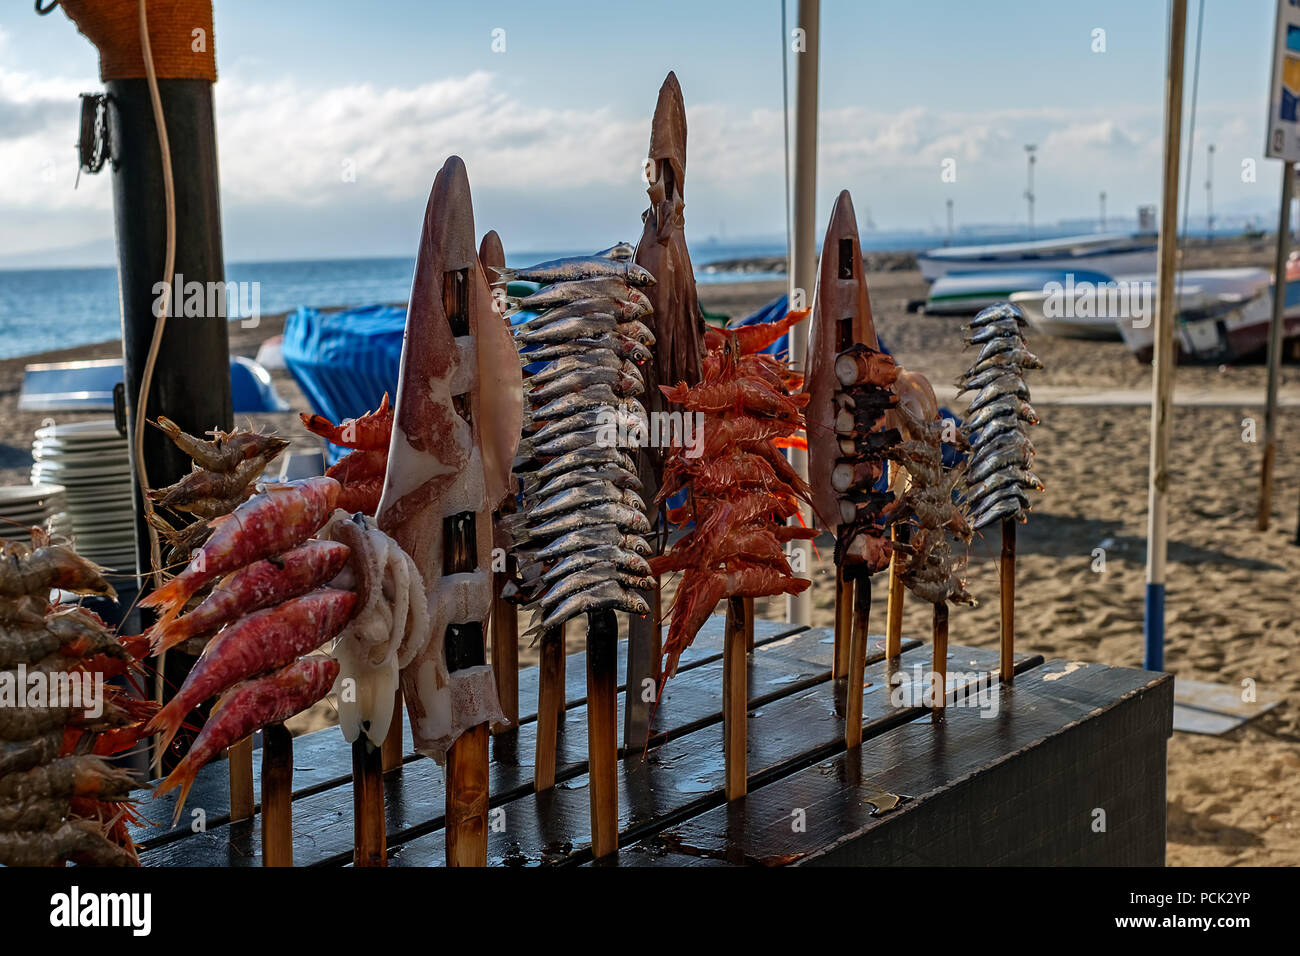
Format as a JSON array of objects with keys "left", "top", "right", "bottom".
[
  {"left": 1100, "top": 191, "right": 1107, "bottom": 231},
  {"left": 787, "top": 0, "right": 819, "bottom": 627},
  {"left": 946, "top": 198, "right": 954, "bottom": 243},
  {"left": 1144, "top": 0, "right": 1188, "bottom": 673},
  {"left": 1258, "top": 161, "right": 1294, "bottom": 530}
]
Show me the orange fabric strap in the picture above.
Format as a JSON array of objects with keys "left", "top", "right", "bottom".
[{"left": 60, "top": 0, "right": 217, "bottom": 82}]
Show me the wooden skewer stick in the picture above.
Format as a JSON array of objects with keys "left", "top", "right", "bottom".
[
  {"left": 845, "top": 572, "right": 871, "bottom": 749},
  {"left": 491, "top": 553, "right": 519, "bottom": 729},
  {"left": 260, "top": 723, "right": 293, "bottom": 867},
  {"left": 586, "top": 608, "right": 619, "bottom": 858},
  {"left": 885, "top": 523, "right": 908, "bottom": 658},
  {"left": 832, "top": 564, "right": 852, "bottom": 680},
  {"left": 534, "top": 624, "right": 564, "bottom": 791},
  {"left": 380, "top": 690, "right": 403, "bottom": 772},
  {"left": 227, "top": 736, "right": 254, "bottom": 822},
  {"left": 352, "top": 738, "right": 386, "bottom": 866},
  {"left": 999, "top": 518, "right": 1016, "bottom": 684},
  {"left": 445, "top": 721, "right": 489, "bottom": 867},
  {"left": 743, "top": 595, "right": 756, "bottom": 652},
  {"left": 931, "top": 602, "right": 949, "bottom": 714},
  {"left": 724, "top": 596, "right": 749, "bottom": 800}
]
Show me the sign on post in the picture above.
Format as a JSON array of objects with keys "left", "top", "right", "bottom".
[{"left": 1267, "top": 0, "right": 1300, "bottom": 161}]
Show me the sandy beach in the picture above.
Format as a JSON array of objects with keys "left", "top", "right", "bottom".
[{"left": 1, "top": 237, "right": 1296, "bottom": 866}]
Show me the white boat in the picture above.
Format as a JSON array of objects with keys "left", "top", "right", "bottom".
[
  {"left": 1107, "top": 268, "right": 1300, "bottom": 364},
  {"left": 918, "top": 232, "right": 1157, "bottom": 283}
]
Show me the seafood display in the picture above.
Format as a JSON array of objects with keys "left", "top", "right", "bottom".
[
  {"left": 956, "top": 303, "right": 1044, "bottom": 532},
  {"left": 805, "top": 193, "right": 903, "bottom": 574},
  {"left": 146, "top": 418, "right": 290, "bottom": 567},
  {"left": 884, "top": 380, "right": 977, "bottom": 607},
  {"left": 301, "top": 394, "right": 394, "bottom": 516},
  {"left": 502, "top": 246, "right": 656, "bottom": 639},
  {"left": 633, "top": 71, "right": 708, "bottom": 514},
  {"left": 653, "top": 311, "right": 815, "bottom": 677},
  {"left": 318, "top": 509, "right": 429, "bottom": 748},
  {"left": 1, "top": 530, "right": 152, "bottom": 866},
  {"left": 142, "top": 478, "right": 351, "bottom": 814},
  {"left": 374, "top": 155, "right": 518, "bottom": 764}
]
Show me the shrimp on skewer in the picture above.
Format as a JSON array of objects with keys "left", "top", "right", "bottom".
[
  {"left": 152, "top": 416, "right": 290, "bottom": 473},
  {"left": 146, "top": 588, "right": 356, "bottom": 753},
  {"left": 144, "top": 539, "right": 352, "bottom": 654},
  {"left": 156, "top": 656, "right": 340, "bottom": 822},
  {"left": 301, "top": 393, "right": 393, "bottom": 451},
  {"left": 138, "top": 477, "right": 341, "bottom": 629}
]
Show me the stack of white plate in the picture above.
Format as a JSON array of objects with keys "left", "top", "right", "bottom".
[
  {"left": 31, "top": 420, "right": 136, "bottom": 571},
  {"left": 0, "top": 482, "right": 69, "bottom": 542}
]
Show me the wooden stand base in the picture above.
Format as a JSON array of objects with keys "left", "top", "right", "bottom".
[
  {"left": 723, "top": 596, "right": 748, "bottom": 801},
  {"left": 352, "top": 738, "right": 386, "bottom": 866},
  {"left": 228, "top": 736, "right": 253, "bottom": 822},
  {"left": 492, "top": 565, "right": 520, "bottom": 729},
  {"left": 999, "top": 519, "right": 1016, "bottom": 684},
  {"left": 535, "top": 624, "right": 564, "bottom": 791},
  {"left": 381, "top": 690, "right": 403, "bottom": 772},
  {"left": 833, "top": 564, "right": 851, "bottom": 680},
  {"left": 587, "top": 609, "right": 619, "bottom": 858},
  {"left": 261, "top": 723, "right": 293, "bottom": 867},
  {"left": 885, "top": 524, "right": 908, "bottom": 658},
  {"left": 932, "top": 602, "right": 949, "bottom": 714},
  {"left": 445, "top": 721, "right": 489, "bottom": 867},
  {"left": 845, "top": 572, "right": 871, "bottom": 749}
]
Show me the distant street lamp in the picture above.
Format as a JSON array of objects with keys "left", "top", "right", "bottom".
[
  {"left": 1099, "top": 190, "right": 1107, "bottom": 231},
  {"left": 1206, "top": 143, "right": 1215, "bottom": 242},
  {"left": 1024, "top": 144, "right": 1037, "bottom": 238},
  {"left": 946, "top": 197, "right": 954, "bottom": 244}
]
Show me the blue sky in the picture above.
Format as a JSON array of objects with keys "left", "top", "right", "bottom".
[{"left": 0, "top": 0, "right": 1286, "bottom": 264}]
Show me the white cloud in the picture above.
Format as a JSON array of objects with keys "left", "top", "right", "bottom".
[{"left": 0, "top": 61, "right": 1275, "bottom": 259}]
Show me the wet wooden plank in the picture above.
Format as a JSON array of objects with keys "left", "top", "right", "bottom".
[
  {"left": 139, "top": 623, "right": 909, "bottom": 865},
  {"left": 382, "top": 643, "right": 1026, "bottom": 867},
  {"left": 603, "top": 659, "right": 1172, "bottom": 866},
  {"left": 130, "top": 614, "right": 799, "bottom": 847}
]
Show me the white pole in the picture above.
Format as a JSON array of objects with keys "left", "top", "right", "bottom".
[
  {"left": 1258, "top": 161, "right": 1294, "bottom": 530},
  {"left": 1144, "top": 0, "right": 1188, "bottom": 672},
  {"left": 787, "top": 0, "right": 819, "bottom": 627}
]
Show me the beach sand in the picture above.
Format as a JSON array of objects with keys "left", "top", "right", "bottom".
[{"left": 1, "top": 237, "right": 1295, "bottom": 865}]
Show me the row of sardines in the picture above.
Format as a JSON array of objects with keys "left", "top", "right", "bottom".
[
  {"left": 956, "top": 303, "right": 1044, "bottom": 531},
  {"left": 497, "top": 247, "right": 658, "bottom": 637}
]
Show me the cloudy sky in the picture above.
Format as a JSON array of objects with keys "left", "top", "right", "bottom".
[{"left": 0, "top": 0, "right": 1286, "bottom": 265}]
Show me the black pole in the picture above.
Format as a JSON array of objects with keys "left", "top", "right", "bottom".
[
  {"left": 106, "top": 77, "right": 231, "bottom": 752},
  {"left": 107, "top": 77, "right": 231, "bottom": 572}
]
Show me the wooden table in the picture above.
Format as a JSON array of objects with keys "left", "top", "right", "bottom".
[{"left": 133, "top": 616, "right": 1172, "bottom": 867}]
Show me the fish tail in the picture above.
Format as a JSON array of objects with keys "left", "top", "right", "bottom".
[
  {"left": 156, "top": 755, "right": 199, "bottom": 825},
  {"left": 490, "top": 266, "right": 516, "bottom": 285}
]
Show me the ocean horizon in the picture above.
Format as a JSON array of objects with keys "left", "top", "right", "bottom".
[{"left": 0, "top": 224, "right": 1230, "bottom": 361}]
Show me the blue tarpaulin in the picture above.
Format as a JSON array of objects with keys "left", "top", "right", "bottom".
[{"left": 283, "top": 305, "right": 405, "bottom": 459}]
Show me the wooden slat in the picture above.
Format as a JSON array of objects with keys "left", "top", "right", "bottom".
[
  {"left": 137, "top": 621, "right": 873, "bottom": 868},
  {"left": 603, "top": 660, "right": 1170, "bottom": 866},
  {"left": 381, "top": 642, "right": 1019, "bottom": 867},
  {"left": 139, "top": 624, "right": 907, "bottom": 866},
  {"left": 130, "top": 615, "right": 800, "bottom": 847}
]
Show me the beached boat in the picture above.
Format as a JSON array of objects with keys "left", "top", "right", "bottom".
[
  {"left": 918, "top": 232, "right": 1156, "bottom": 283},
  {"left": 1114, "top": 269, "right": 1300, "bottom": 363},
  {"left": 926, "top": 268, "right": 1112, "bottom": 316}
]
